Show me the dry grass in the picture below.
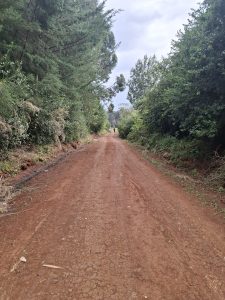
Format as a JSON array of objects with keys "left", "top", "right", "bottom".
[
  {"left": 0, "top": 178, "right": 13, "bottom": 213},
  {"left": 0, "top": 144, "right": 62, "bottom": 178}
]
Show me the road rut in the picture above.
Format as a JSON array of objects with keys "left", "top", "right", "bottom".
[{"left": 0, "top": 136, "right": 225, "bottom": 299}]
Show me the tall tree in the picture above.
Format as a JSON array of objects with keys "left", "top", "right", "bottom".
[
  {"left": 0, "top": 0, "right": 120, "bottom": 149},
  {"left": 127, "top": 55, "right": 158, "bottom": 105}
]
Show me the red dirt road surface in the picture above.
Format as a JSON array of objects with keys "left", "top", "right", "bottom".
[{"left": 0, "top": 136, "right": 225, "bottom": 300}]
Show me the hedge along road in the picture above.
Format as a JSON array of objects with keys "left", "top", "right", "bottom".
[{"left": 0, "top": 135, "right": 225, "bottom": 300}]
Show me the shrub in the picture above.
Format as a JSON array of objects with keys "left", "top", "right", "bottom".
[
  {"left": 65, "top": 111, "right": 89, "bottom": 142},
  {"left": 88, "top": 104, "right": 108, "bottom": 134},
  {"left": 127, "top": 112, "right": 147, "bottom": 145},
  {"left": 146, "top": 134, "right": 210, "bottom": 165},
  {"left": 118, "top": 109, "right": 135, "bottom": 139},
  {"left": 27, "top": 110, "right": 54, "bottom": 145},
  {"left": 0, "top": 118, "right": 12, "bottom": 151}
]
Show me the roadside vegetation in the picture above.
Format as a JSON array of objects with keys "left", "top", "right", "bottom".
[
  {"left": 118, "top": 0, "right": 225, "bottom": 192},
  {"left": 0, "top": 0, "right": 125, "bottom": 175}
]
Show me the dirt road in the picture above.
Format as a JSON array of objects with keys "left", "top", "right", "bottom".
[{"left": 0, "top": 136, "right": 225, "bottom": 300}]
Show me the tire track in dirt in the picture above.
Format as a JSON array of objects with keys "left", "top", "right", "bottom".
[{"left": 0, "top": 136, "right": 225, "bottom": 299}]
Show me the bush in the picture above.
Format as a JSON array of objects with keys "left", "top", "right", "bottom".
[
  {"left": 145, "top": 134, "right": 210, "bottom": 165},
  {"left": 206, "top": 155, "right": 225, "bottom": 189},
  {"left": 88, "top": 104, "right": 108, "bottom": 134},
  {"left": 65, "top": 114, "right": 89, "bottom": 142},
  {"left": 118, "top": 117, "right": 134, "bottom": 139},
  {"left": 118, "top": 109, "right": 135, "bottom": 139},
  {"left": 0, "top": 118, "right": 12, "bottom": 151},
  {"left": 27, "top": 110, "right": 55, "bottom": 145},
  {"left": 0, "top": 81, "right": 15, "bottom": 120},
  {"left": 127, "top": 112, "right": 147, "bottom": 145}
]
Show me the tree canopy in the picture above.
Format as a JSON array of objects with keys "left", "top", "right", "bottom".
[
  {"left": 124, "top": 0, "right": 225, "bottom": 156},
  {"left": 0, "top": 0, "right": 122, "bottom": 149}
]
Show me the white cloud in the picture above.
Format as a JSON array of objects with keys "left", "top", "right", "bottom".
[{"left": 105, "top": 0, "right": 202, "bottom": 109}]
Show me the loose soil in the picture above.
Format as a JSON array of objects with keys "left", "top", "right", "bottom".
[{"left": 0, "top": 136, "right": 225, "bottom": 300}]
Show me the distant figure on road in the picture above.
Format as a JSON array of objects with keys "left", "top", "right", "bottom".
[{"left": 113, "top": 127, "right": 116, "bottom": 133}]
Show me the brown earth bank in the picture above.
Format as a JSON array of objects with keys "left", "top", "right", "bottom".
[
  {"left": 0, "top": 140, "right": 83, "bottom": 181},
  {"left": 0, "top": 135, "right": 225, "bottom": 300}
]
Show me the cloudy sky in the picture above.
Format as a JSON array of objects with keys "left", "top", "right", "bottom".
[{"left": 105, "top": 0, "right": 202, "bottom": 109}]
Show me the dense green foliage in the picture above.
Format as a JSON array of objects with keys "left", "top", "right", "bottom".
[
  {"left": 121, "top": 0, "right": 225, "bottom": 167},
  {"left": 127, "top": 55, "right": 158, "bottom": 105},
  {"left": 0, "top": 0, "right": 121, "bottom": 151},
  {"left": 117, "top": 108, "right": 135, "bottom": 139}
]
